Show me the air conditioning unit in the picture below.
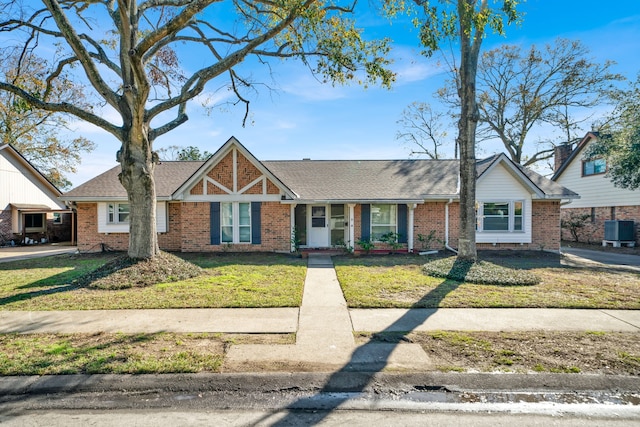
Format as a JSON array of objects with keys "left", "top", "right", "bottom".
[{"left": 604, "top": 220, "right": 635, "bottom": 241}]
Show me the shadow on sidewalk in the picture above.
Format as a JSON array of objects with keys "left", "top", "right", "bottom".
[{"left": 261, "top": 258, "right": 471, "bottom": 426}]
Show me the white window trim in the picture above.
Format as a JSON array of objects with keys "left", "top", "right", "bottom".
[
  {"left": 53, "top": 212, "right": 63, "bottom": 224},
  {"left": 107, "top": 202, "right": 130, "bottom": 224},
  {"left": 221, "top": 202, "right": 252, "bottom": 244},
  {"left": 370, "top": 204, "right": 397, "bottom": 241},
  {"left": 477, "top": 200, "right": 524, "bottom": 233}
]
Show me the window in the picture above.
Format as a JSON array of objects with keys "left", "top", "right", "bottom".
[
  {"left": 221, "top": 202, "right": 251, "bottom": 243},
  {"left": 53, "top": 213, "right": 63, "bottom": 224},
  {"left": 477, "top": 201, "right": 524, "bottom": 233},
  {"left": 371, "top": 204, "right": 396, "bottom": 241},
  {"left": 107, "top": 203, "right": 130, "bottom": 224},
  {"left": 25, "top": 213, "right": 45, "bottom": 231},
  {"left": 582, "top": 158, "right": 606, "bottom": 176}
]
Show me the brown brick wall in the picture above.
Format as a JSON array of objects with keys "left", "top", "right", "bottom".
[
  {"left": 561, "top": 205, "right": 640, "bottom": 245},
  {"left": 77, "top": 203, "right": 129, "bottom": 252},
  {"left": 190, "top": 180, "right": 203, "bottom": 196},
  {"left": 180, "top": 201, "right": 291, "bottom": 252},
  {"left": 207, "top": 151, "right": 234, "bottom": 190},
  {"left": 529, "top": 201, "right": 561, "bottom": 251},
  {"left": 158, "top": 202, "right": 182, "bottom": 251},
  {"left": 236, "top": 152, "right": 262, "bottom": 189},
  {"left": 0, "top": 209, "right": 12, "bottom": 243},
  {"left": 413, "top": 202, "right": 447, "bottom": 251},
  {"left": 267, "top": 180, "right": 280, "bottom": 195}
]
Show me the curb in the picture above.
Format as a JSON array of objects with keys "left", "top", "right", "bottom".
[{"left": 2, "top": 372, "right": 639, "bottom": 396}]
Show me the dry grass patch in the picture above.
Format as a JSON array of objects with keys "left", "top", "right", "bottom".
[{"left": 357, "top": 330, "right": 640, "bottom": 375}]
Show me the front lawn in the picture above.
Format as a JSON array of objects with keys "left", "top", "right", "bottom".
[
  {"left": 0, "top": 332, "right": 294, "bottom": 375},
  {"left": 0, "top": 252, "right": 306, "bottom": 310},
  {"left": 334, "top": 252, "right": 640, "bottom": 309}
]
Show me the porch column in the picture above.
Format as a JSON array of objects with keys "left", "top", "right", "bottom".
[
  {"left": 290, "top": 204, "right": 297, "bottom": 252},
  {"left": 407, "top": 203, "right": 416, "bottom": 253},
  {"left": 348, "top": 204, "right": 356, "bottom": 250}
]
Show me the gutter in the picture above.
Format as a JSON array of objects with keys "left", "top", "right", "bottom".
[{"left": 445, "top": 198, "right": 458, "bottom": 254}]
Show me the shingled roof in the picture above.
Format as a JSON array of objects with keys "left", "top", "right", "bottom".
[
  {"left": 62, "top": 161, "right": 202, "bottom": 200},
  {"left": 262, "top": 159, "right": 460, "bottom": 201},
  {"left": 62, "top": 150, "right": 577, "bottom": 202}
]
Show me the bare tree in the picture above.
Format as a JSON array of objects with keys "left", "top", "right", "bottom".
[
  {"left": 396, "top": 101, "right": 454, "bottom": 159},
  {"left": 0, "top": 0, "right": 394, "bottom": 259},
  {"left": 438, "top": 39, "right": 623, "bottom": 167}
]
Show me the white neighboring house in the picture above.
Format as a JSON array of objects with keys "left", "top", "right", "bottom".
[
  {"left": 0, "top": 144, "right": 72, "bottom": 245},
  {"left": 552, "top": 131, "right": 640, "bottom": 246}
]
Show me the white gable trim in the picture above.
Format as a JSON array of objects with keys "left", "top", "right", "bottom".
[{"left": 172, "top": 137, "right": 296, "bottom": 200}]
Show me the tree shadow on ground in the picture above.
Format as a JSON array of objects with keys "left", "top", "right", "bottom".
[{"left": 261, "top": 257, "right": 472, "bottom": 426}]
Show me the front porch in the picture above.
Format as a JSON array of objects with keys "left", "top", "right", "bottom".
[{"left": 290, "top": 203, "right": 416, "bottom": 253}]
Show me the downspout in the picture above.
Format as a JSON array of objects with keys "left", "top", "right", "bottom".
[{"left": 445, "top": 198, "right": 458, "bottom": 254}]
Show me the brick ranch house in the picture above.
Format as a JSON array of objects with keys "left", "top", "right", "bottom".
[
  {"left": 61, "top": 137, "right": 577, "bottom": 254},
  {"left": 552, "top": 132, "right": 640, "bottom": 246}
]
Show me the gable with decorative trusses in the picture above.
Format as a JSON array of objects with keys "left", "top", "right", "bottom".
[{"left": 172, "top": 137, "right": 295, "bottom": 202}]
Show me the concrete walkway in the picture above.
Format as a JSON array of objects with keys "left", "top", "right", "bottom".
[{"left": 224, "top": 254, "right": 433, "bottom": 371}]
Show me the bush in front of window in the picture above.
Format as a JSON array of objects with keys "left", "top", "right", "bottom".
[{"left": 357, "top": 238, "right": 375, "bottom": 254}]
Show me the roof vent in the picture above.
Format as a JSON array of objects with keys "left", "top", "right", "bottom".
[{"left": 302, "top": 158, "right": 311, "bottom": 161}]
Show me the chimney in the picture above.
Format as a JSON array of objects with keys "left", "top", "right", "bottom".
[{"left": 554, "top": 143, "right": 573, "bottom": 172}]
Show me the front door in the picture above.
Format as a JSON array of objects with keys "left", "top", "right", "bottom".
[{"left": 307, "top": 205, "right": 329, "bottom": 247}]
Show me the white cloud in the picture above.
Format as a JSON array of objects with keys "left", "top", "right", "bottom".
[
  {"left": 391, "top": 46, "right": 446, "bottom": 84},
  {"left": 280, "top": 73, "right": 348, "bottom": 102}
]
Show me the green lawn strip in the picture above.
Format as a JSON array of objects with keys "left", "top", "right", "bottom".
[
  {"left": 334, "top": 254, "right": 640, "bottom": 309},
  {"left": 356, "top": 330, "right": 640, "bottom": 375},
  {"left": 0, "top": 253, "right": 306, "bottom": 310},
  {"left": 0, "top": 332, "right": 293, "bottom": 375}
]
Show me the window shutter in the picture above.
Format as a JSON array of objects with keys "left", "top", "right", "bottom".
[
  {"left": 210, "top": 202, "right": 220, "bottom": 245},
  {"left": 251, "top": 202, "right": 261, "bottom": 244},
  {"left": 361, "top": 204, "right": 370, "bottom": 241},
  {"left": 397, "top": 204, "right": 408, "bottom": 243}
]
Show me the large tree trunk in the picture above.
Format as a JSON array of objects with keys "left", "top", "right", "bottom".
[
  {"left": 118, "top": 127, "right": 159, "bottom": 259},
  {"left": 456, "top": 0, "right": 481, "bottom": 262}
]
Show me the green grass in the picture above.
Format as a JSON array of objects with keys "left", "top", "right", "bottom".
[
  {"left": 0, "top": 332, "right": 226, "bottom": 375},
  {"left": 0, "top": 252, "right": 306, "bottom": 310},
  {"left": 334, "top": 253, "right": 640, "bottom": 309}
]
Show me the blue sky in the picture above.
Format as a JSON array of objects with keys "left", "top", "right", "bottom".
[{"left": 67, "top": 0, "right": 640, "bottom": 187}]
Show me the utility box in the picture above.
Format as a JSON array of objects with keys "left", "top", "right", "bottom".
[{"left": 604, "top": 220, "right": 635, "bottom": 241}]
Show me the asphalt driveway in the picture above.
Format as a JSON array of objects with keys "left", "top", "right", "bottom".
[{"left": 561, "top": 246, "right": 640, "bottom": 271}]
